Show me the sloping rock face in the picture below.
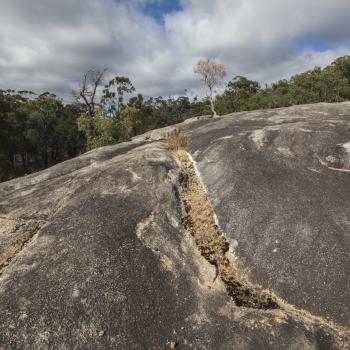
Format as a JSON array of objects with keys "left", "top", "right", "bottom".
[
  {"left": 185, "top": 102, "right": 350, "bottom": 327},
  {"left": 0, "top": 102, "right": 349, "bottom": 349}
]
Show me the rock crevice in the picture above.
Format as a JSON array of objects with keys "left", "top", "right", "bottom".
[
  {"left": 173, "top": 148, "right": 350, "bottom": 349},
  {"left": 0, "top": 216, "right": 45, "bottom": 274},
  {"left": 174, "top": 149, "right": 279, "bottom": 309}
]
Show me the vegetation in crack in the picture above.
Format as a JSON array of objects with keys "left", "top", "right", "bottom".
[
  {"left": 166, "top": 130, "right": 350, "bottom": 348},
  {"left": 167, "top": 131, "right": 279, "bottom": 309}
]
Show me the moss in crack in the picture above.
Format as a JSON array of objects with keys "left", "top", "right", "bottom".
[{"left": 175, "top": 149, "right": 279, "bottom": 309}]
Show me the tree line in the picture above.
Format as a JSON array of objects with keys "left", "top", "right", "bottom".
[
  {"left": 1, "top": 55, "right": 350, "bottom": 182},
  {"left": 215, "top": 56, "right": 350, "bottom": 114}
]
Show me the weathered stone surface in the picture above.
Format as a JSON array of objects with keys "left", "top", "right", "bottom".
[
  {"left": 0, "top": 216, "right": 43, "bottom": 270},
  {"left": 186, "top": 102, "right": 350, "bottom": 328},
  {"left": 0, "top": 103, "right": 349, "bottom": 349}
]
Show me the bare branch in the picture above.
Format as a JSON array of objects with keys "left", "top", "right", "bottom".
[{"left": 75, "top": 69, "right": 107, "bottom": 117}]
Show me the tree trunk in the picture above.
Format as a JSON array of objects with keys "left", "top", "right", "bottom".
[
  {"left": 86, "top": 118, "right": 96, "bottom": 151},
  {"left": 209, "top": 89, "right": 217, "bottom": 117},
  {"left": 21, "top": 153, "right": 26, "bottom": 171},
  {"left": 9, "top": 154, "right": 15, "bottom": 171},
  {"left": 42, "top": 148, "right": 48, "bottom": 169}
]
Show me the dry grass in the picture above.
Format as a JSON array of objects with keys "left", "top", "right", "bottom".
[
  {"left": 173, "top": 149, "right": 350, "bottom": 348},
  {"left": 166, "top": 129, "right": 190, "bottom": 151},
  {"left": 174, "top": 149, "right": 278, "bottom": 309}
]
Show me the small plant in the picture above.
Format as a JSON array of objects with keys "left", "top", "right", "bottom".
[{"left": 166, "top": 128, "right": 190, "bottom": 151}]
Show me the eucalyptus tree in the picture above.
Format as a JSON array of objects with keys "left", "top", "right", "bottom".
[
  {"left": 101, "top": 76, "right": 135, "bottom": 117},
  {"left": 194, "top": 59, "right": 227, "bottom": 117}
]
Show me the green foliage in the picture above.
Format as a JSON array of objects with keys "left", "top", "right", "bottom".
[
  {"left": 90, "top": 117, "right": 119, "bottom": 148},
  {"left": 217, "top": 56, "right": 350, "bottom": 113},
  {"left": 77, "top": 114, "right": 93, "bottom": 142},
  {"left": 0, "top": 90, "right": 84, "bottom": 180},
  {"left": 101, "top": 76, "right": 135, "bottom": 117},
  {"left": 1, "top": 56, "right": 350, "bottom": 182},
  {"left": 118, "top": 106, "right": 143, "bottom": 140}
]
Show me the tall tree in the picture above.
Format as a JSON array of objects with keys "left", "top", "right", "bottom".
[
  {"left": 101, "top": 76, "right": 135, "bottom": 117},
  {"left": 128, "top": 94, "right": 144, "bottom": 109},
  {"left": 74, "top": 69, "right": 106, "bottom": 149},
  {"left": 223, "top": 76, "right": 261, "bottom": 111},
  {"left": 74, "top": 69, "right": 106, "bottom": 117},
  {"left": 194, "top": 58, "right": 227, "bottom": 117},
  {"left": 24, "top": 92, "right": 64, "bottom": 168}
]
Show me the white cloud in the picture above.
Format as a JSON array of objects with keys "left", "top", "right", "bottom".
[{"left": 0, "top": 0, "right": 349, "bottom": 101}]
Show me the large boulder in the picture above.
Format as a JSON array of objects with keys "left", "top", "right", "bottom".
[
  {"left": 0, "top": 102, "right": 349, "bottom": 349},
  {"left": 185, "top": 102, "right": 350, "bottom": 328}
]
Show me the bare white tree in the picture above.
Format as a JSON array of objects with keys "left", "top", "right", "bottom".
[
  {"left": 72, "top": 69, "right": 107, "bottom": 150},
  {"left": 73, "top": 69, "right": 107, "bottom": 117},
  {"left": 194, "top": 59, "right": 227, "bottom": 117}
]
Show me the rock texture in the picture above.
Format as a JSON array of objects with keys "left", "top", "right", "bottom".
[
  {"left": 0, "top": 102, "right": 350, "bottom": 349},
  {"left": 185, "top": 102, "right": 350, "bottom": 328}
]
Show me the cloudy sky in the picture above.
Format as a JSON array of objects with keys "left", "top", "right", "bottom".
[{"left": 1, "top": 0, "right": 350, "bottom": 101}]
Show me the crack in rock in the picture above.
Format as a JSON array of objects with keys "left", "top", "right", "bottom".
[
  {"left": 174, "top": 149, "right": 279, "bottom": 309},
  {"left": 173, "top": 149, "right": 350, "bottom": 349},
  {"left": 0, "top": 215, "right": 45, "bottom": 274}
]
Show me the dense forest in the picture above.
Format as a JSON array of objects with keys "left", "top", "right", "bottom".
[{"left": 1, "top": 55, "right": 350, "bottom": 182}]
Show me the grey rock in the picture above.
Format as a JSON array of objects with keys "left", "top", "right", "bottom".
[
  {"left": 0, "top": 103, "right": 349, "bottom": 349},
  {"left": 186, "top": 102, "right": 350, "bottom": 328}
]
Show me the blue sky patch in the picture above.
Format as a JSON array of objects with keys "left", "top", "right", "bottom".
[
  {"left": 141, "top": 0, "right": 182, "bottom": 24},
  {"left": 297, "top": 37, "right": 333, "bottom": 52}
]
